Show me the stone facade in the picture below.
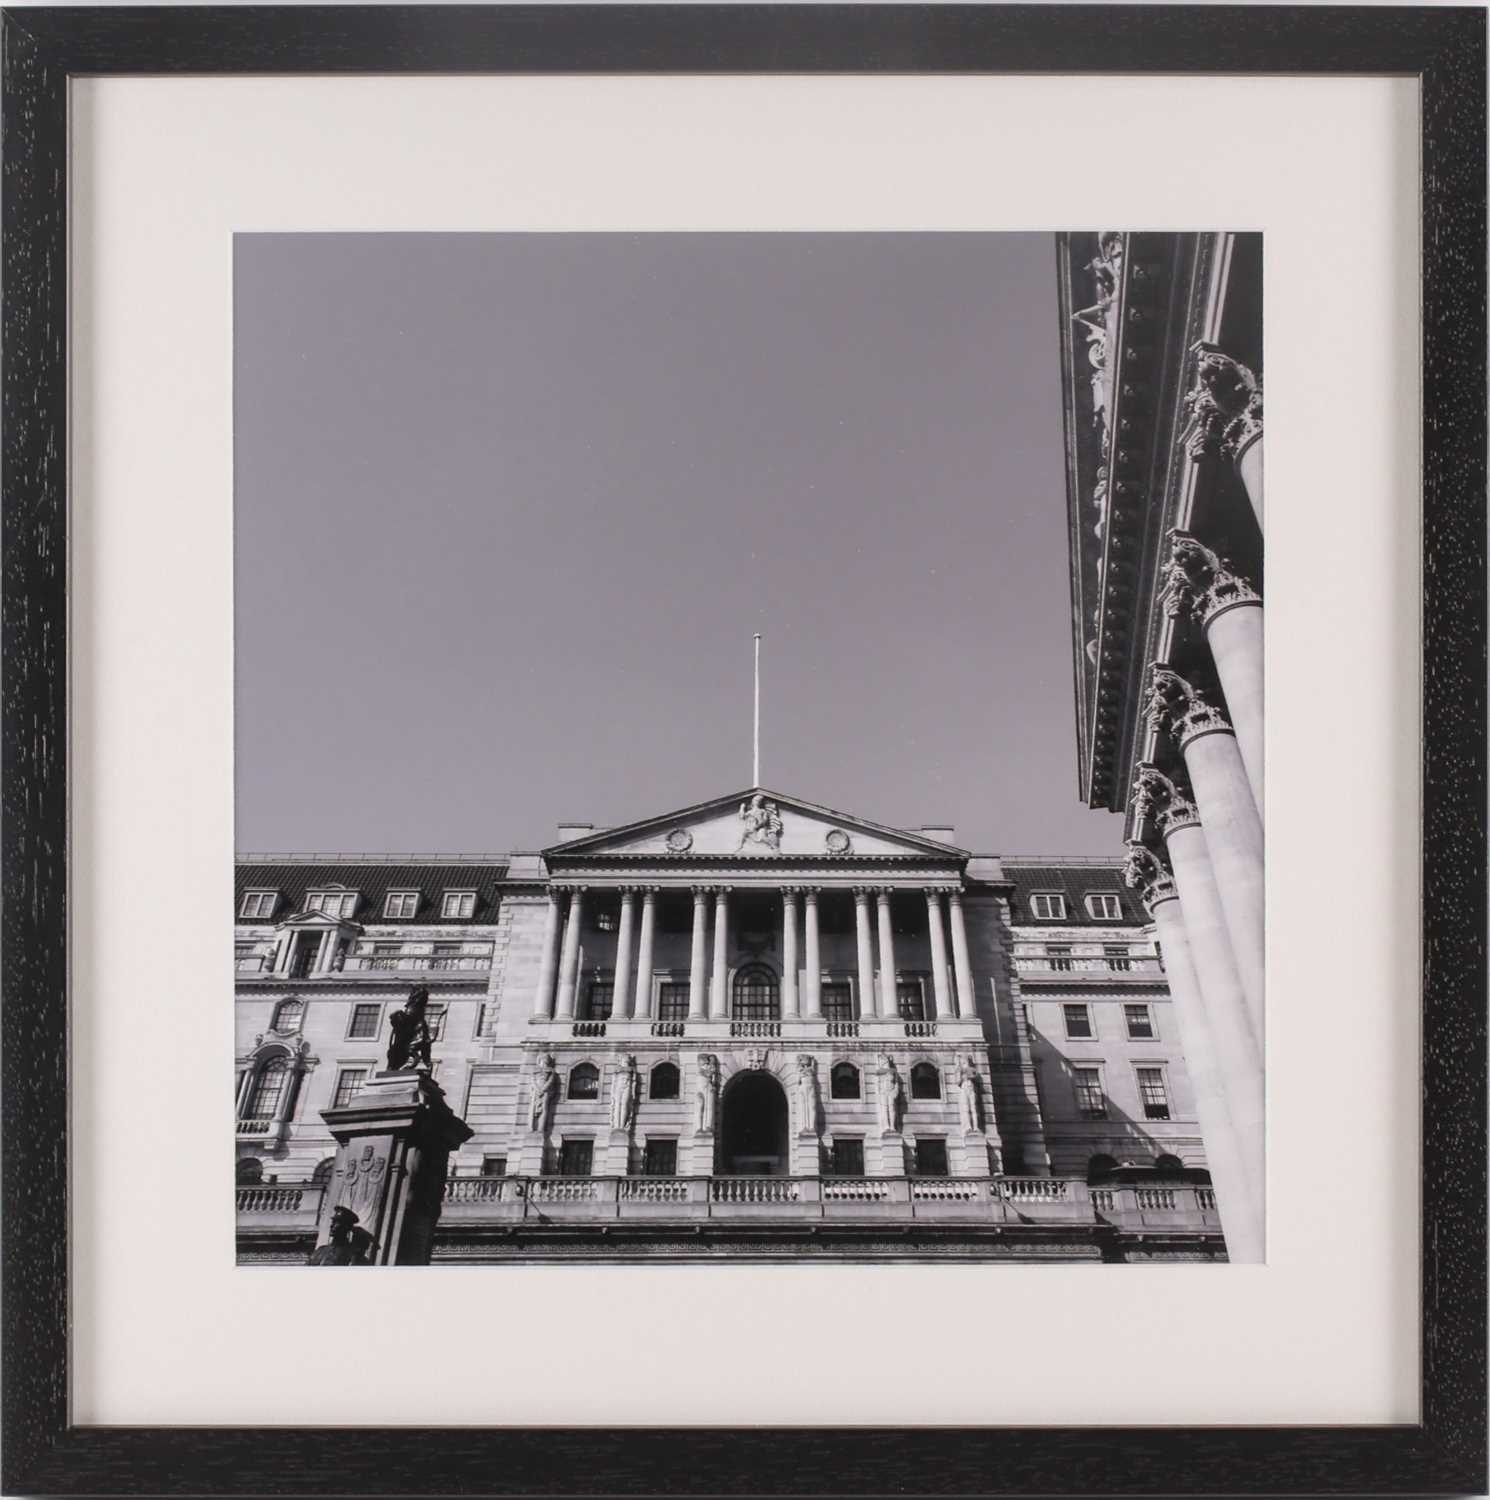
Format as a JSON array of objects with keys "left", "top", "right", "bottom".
[{"left": 235, "top": 789, "right": 1224, "bottom": 1263}]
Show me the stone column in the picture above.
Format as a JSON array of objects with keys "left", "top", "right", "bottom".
[
  {"left": 924, "top": 889, "right": 952, "bottom": 1021},
  {"left": 875, "top": 890, "right": 898, "bottom": 1019},
  {"left": 531, "top": 890, "right": 564, "bottom": 1020},
  {"left": 947, "top": 890, "right": 974, "bottom": 1021},
  {"left": 780, "top": 888, "right": 800, "bottom": 1019},
  {"left": 1133, "top": 769, "right": 1264, "bottom": 1223},
  {"left": 688, "top": 887, "right": 709, "bottom": 1020},
  {"left": 553, "top": 886, "right": 585, "bottom": 1021},
  {"left": 709, "top": 887, "right": 730, "bottom": 1021},
  {"left": 1147, "top": 674, "right": 1264, "bottom": 1045},
  {"left": 1162, "top": 530, "right": 1264, "bottom": 811},
  {"left": 632, "top": 888, "right": 658, "bottom": 1020},
  {"left": 1182, "top": 340, "right": 1264, "bottom": 529},
  {"left": 612, "top": 889, "right": 636, "bottom": 1022},
  {"left": 802, "top": 889, "right": 822, "bottom": 1019},
  {"left": 1124, "top": 842, "right": 1263, "bottom": 1263},
  {"left": 853, "top": 888, "right": 876, "bottom": 1021}
]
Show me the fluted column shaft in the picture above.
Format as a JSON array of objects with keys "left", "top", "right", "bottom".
[
  {"left": 632, "top": 890, "right": 657, "bottom": 1019},
  {"left": 553, "top": 888, "right": 585, "bottom": 1020},
  {"left": 611, "top": 890, "right": 636, "bottom": 1021},
  {"left": 1204, "top": 599, "right": 1264, "bottom": 813},
  {"left": 780, "top": 890, "right": 800, "bottom": 1019},
  {"left": 1149, "top": 891, "right": 1263, "bottom": 1262},
  {"left": 688, "top": 889, "right": 709, "bottom": 1020},
  {"left": 924, "top": 890, "right": 952, "bottom": 1021},
  {"left": 709, "top": 889, "right": 730, "bottom": 1020},
  {"left": 803, "top": 890, "right": 822, "bottom": 1019},
  {"left": 875, "top": 891, "right": 898, "bottom": 1019},
  {"left": 1162, "top": 821, "right": 1264, "bottom": 1221},
  {"left": 853, "top": 890, "right": 875, "bottom": 1021},
  {"left": 532, "top": 892, "right": 563, "bottom": 1019},
  {"left": 1177, "top": 724, "right": 1265, "bottom": 1046},
  {"left": 947, "top": 891, "right": 974, "bottom": 1020}
]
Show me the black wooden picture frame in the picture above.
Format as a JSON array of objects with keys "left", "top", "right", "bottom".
[{"left": 2, "top": 5, "right": 1485, "bottom": 1494}]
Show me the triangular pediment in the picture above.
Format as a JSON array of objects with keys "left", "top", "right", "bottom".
[
  {"left": 544, "top": 787, "right": 967, "bottom": 862},
  {"left": 275, "top": 910, "right": 364, "bottom": 933}
]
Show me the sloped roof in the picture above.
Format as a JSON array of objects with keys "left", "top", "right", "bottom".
[
  {"left": 1000, "top": 859, "right": 1146, "bottom": 926},
  {"left": 234, "top": 861, "right": 507, "bottom": 924}
]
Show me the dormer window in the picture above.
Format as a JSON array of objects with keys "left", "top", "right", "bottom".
[
  {"left": 1030, "top": 893, "right": 1067, "bottom": 920},
  {"left": 441, "top": 890, "right": 477, "bottom": 919},
  {"left": 306, "top": 888, "right": 359, "bottom": 919},
  {"left": 1085, "top": 892, "right": 1123, "bottom": 920},
  {"left": 239, "top": 890, "right": 279, "bottom": 920},
  {"left": 384, "top": 890, "right": 419, "bottom": 919}
]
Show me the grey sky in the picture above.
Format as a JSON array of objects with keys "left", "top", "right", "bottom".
[{"left": 234, "top": 232, "right": 1121, "bottom": 857}]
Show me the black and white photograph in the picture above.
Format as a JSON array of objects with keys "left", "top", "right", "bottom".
[{"left": 231, "top": 229, "right": 1264, "bottom": 1266}]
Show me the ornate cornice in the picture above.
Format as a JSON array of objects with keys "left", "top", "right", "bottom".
[
  {"left": 1160, "top": 529, "right": 1261, "bottom": 627},
  {"left": 1180, "top": 340, "right": 1263, "bottom": 468}
]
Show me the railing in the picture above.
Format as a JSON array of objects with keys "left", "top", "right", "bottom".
[
  {"left": 235, "top": 956, "right": 268, "bottom": 972},
  {"left": 235, "top": 1118, "right": 274, "bottom": 1136},
  {"left": 1000, "top": 1176, "right": 1069, "bottom": 1203},
  {"left": 710, "top": 1176, "right": 800, "bottom": 1204},
  {"left": 1013, "top": 955, "right": 1163, "bottom": 978},
  {"left": 729, "top": 1020, "right": 781, "bottom": 1038},
  {"left": 1196, "top": 1186, "right": 1216, "bottom": 1210},
  {"left": 911, "top": 1179, "right": 983, "bottom": 1202},
  {"left": 236, "top": 1185, "right": 309, "bottom": 1213},
  {"left": 1091, "top": 1187, "right": 1116, "bottom": 1211},
  {"left": 821, "top": 1178, "right": 889, "bottom": 1202},
  {"left": 529, "top": 1178, "right": 601, "bottom": 1204},
  {"left": 651, "top": 1021, "right": 686, "bottom": 1037},
  {"left": 352, "top": 954, "right": 492, "bottom": 973},
  {"left": 620, "top": 1177, "right": 690, "bottom": 1204},
  {"left": 1135, "top": 1186, "right": 1177, "bottom": 1210},
  {"left": 571, "top": 1020, "right": 607, "bottom": 1038},
  {"left": 825, "top": 1020, "right": 860, "bottom": 1038},
  {"left": 444, "top": 1178, "right": 510, "bottom": 1205},
  {"left": 903, "top": 1020, "right": 937, "bottom": 1038}
]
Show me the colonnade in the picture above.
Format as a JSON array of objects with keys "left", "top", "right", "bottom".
[{"left": 529, "top": 883, "right": 979, "bottom": 1024}]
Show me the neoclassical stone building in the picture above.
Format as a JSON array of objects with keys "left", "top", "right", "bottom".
[
  {"left": 235, "top": 790, "right": 1221, "bottom": 1262},
  {"left": 1057, "top": 228, "right": 1264, "bottom": 1260}
]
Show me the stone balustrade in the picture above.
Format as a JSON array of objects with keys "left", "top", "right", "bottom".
[{"left": 1013, "top": 954, "right": 1165, "bottom": 979}]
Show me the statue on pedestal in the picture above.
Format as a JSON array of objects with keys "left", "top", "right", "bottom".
[
  {"left": 695, "top": 1054, "right": 720, "bottom": 1133},
  {"left": 877, "top": 1056, "right": 904, "bottom": 1134},
  {"left": 386, "top": 985, "right": 433, "bottom": 1072},
  {"left": 958, "top": 1057, "right": 985, "bottom": 1134},
  {"left": 610, "top": 1054, "right": 639, "bottom": 1132},
  {"left": 529, "top": 1053, "right": 558, "bottom": 1134},
  {"left": 306, "top": 1205, "right": 373, "bottom": 1266}
]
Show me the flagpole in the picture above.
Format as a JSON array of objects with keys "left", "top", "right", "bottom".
[{"left": 753, "top": 634, "right": 761, "bottom": 786}]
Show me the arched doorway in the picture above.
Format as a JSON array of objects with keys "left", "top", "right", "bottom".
[{"left": 719, "top": 1071, "right": 788, "bottom": 1176}]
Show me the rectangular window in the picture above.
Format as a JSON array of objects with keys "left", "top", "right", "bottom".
[
  {"left": 384, "top": 890, "right": 419, "bottom": 919},
  {"left": 828, "top": 1138, "right": 865, "bottom": 1177},
  {"left": 896, "top": 981, "right": 926, "bottom": 1022},
  {"left": 441, "top": 890, "right": 477, "bottom": 919},
  {"left": 1047, "top": 944, "right": 1073, "bottom": 971},
  {"left": 557, "top": 1139, "right": 593, "bottom": 1176},
  {"left": 1137, "top": 1067, "right": 1171, "bottom": 1120},
  {"left": 472, "top": 1003, "right": 487, "bottom": 1038},
  {"left": 1086, "top": 893, "right": 1123, "bottom": 920},
  {"left": 913, "top": 1139, "right": 949, "bottom": 1177},
  {"left": 348, "top": 1003, "right": 381, "bottom": 1039},
  {"left": 593, "top": 907, "right": 618, "bottom": 932},
  {"left": 1062, "top": 1003, "right": 1094, "bottom": 1040},
  {"left": 642, "top": 1139, "right": 678, "bottom": 1176},
  {"left": 820, "top": 983, "right": 853, "bottom": 1022},
  {"left": 239, "top": 890, "right": 278, "bottom": 920},
  {"left": 480, "top": 1155, "right": 507, "bottom": 1178},
  {"left": 1030, "top": 893, "right": 1066, "bottom": 920},
  {"left": 583, "top": 982, "right": 614, "bottom": 1021},
  {"left": 1073, "top": 1066, "right": 1107, "bottom": 1119},
  {"left": 1105, "top": 944, "right": 1132, "bottom": 972},
  {"left": 288, "top": 936, "right": 319, "bottom": 979},
  {"left": 1123, "top": 1003, "right": 1155, "bottom": 1040},
  {"left": 656, "top": 982, "right": 689, "bottom": 1023},
  {"left": 425, "top": 1003, "right": 447, "bottom": 1041},
  {"left": 333, "top": 1067, "right": 369, "bottom": 1108},
  {"left": 307, "top": 890, "right": 358, "bottom": 919}
]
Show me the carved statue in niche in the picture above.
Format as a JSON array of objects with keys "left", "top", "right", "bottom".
[
  {"left": 610, "top": 1054, "right": 639, "bottom": 1132},
  {"left": 529, "top": 1053, "right": 558, "bottom": 1134},
  {"left": 876, "top": 1056, "right": 905, "bottom": 1135},
  {"left": 795, "top": 1055, "right": 820, "bottom": 1136},
  {"left": 957, "top": 1058, "right": 985, "bottom": 1134},
  {"left": 386, "top": 985, "right": 433, "bottom": 1072},
  {"left": 695, "top": 1054, "right": 720, "bottom": 1133},
  {"left": 736, "top": 794, "right": 783, "bottom": 853}
]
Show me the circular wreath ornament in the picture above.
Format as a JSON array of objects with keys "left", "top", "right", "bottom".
[
  {"left": 824, "top": 828, "right": 852, "bottom": 855},
  {"left": 664, "top": 828, "right": 694, "bottom": 854}
]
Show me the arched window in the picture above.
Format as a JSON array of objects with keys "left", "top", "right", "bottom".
[
  {"left": 244, "top": 1058, "right": 291, "bottom": 1120},
  {"left": 1154, "top": 1153, "right": 1185, "bottom": 1178},
  {"left": 235, "top": 1156, "right": 264, "bottom": 1184},
  {"left": 567, "top": 1062, "right": 600, "bottom": 1100},
  {"left": 649, "top": 1061, "right": 680, "bottom": 1100},
  {"left": 272, "top": 998, "right": 304, "bottom": 1034},
  {"left": 311, "top": 1157, "right": 336, "bottom": 1184},
  {"left": 910, "top": 1061, "right": 941, "bottom": 1099},
  {"left": 732, "top": 963, "right": 779, "bottom": 1021},
  {"left": 830, "top": 1062, "right": 861, "bottom": 1100},
  {"left": 1086, "top": 1153, "right": 1118, "bottom": 1184}
]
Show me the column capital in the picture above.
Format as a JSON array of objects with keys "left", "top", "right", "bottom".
[
  {"left": 1145, "top": 664, "right": 1233, "bottom": 747},
  {"left": 1131, "top": 763, "right": 1202, "bottom": 838},
  {"left": 1121, "top": 839, "right": 1178, "bottom": 914},
  {"left": 638, "top": 885, "right": 661, "bottom": 898},
  {"left": 851, "top": 885, "right": 875, "bottom": 900},
  {"left": 1180, "top": 339, "right": 1263, "bottom": 468},
  {"left": 780, "top": 885, "right": 802, "bottom": 900},
  {"left": 1160, "top": 529, "right": 1261, "bottom": 626},
  {"left": 946, "top": 887, "right": 966, "bottom": 905},
  {"left": 690, "top": 884, "right": 714, "bottom": 899},
  {"left": 552, "top": 882, "right": 588, "bottom": 896},
  {"left": 801, "top": 887, "right": 821, "bottom": 902}
]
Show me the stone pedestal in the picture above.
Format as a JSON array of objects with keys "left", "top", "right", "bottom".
[
  {"left": 515, "top": 1129, "right": 547, "bottom": 1178},
  {"left": 686, "top": 1131, "right": 716, "bottom": 1177},
  {"left": 316, "top": 1068, "right": 474, "bottom": 1266},
  {"left": 870, "top": 1131, "right": 905, "bottom": 1178},
  {"left": 791, "top": 1129, "right": 822, "bottom": 1177},
  {"left": 955, "top": 1130, "right": 992, "bottom": 1178},
  {"left": 605, "top": 1127, "right": 633, "bottom": 1177}
]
